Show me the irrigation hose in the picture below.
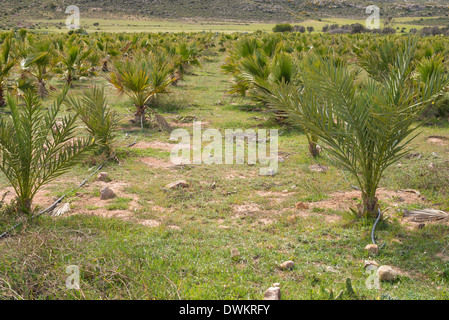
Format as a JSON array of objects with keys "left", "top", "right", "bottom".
[
  {"left": 325, "top": 151, "right": 385, "bottom": 250},
  {"left": 371, "top": 208, "right": 386, "bottom": 250},
  {"left": 0, "top": 163, "right": 105, "bottom": 239},
  {"left": 0, "top": 112, "right": 148, "bottom": 240}
]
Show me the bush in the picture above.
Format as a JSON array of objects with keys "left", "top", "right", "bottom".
[{"left": 273, "top": 23, "right": 293, "bottom": 33}]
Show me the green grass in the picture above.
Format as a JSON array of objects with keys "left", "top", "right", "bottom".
[{"left": 13, "top": 16, "right": 447, "bottom": 34}]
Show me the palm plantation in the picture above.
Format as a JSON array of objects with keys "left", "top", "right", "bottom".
[{"left": 0, "top": 28, "right": 449, "bottom": 300}]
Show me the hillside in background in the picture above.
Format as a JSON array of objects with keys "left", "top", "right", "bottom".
[{"left": 1, "top": 0, "right": 449, "bottom": 25}]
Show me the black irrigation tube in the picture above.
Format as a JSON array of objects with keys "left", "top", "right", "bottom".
[
  {"left": 371, "top": 208, "right": 386, "bottom": 250},
  {"left": 325, "top": 152, "right": 385, "bottom": 250},
  {"left": 0, "top": 162, "right": 105, "bottom": 239},
  {"left": 0, "top": 113, "right": 148, "bottom": 240}
]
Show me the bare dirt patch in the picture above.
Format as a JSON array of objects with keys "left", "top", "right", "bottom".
[
  {"left": 70, "top": 180, "right": 141, "bottom": 215},
  {"left": 256, "top": 218, "right": 274, "bottom": 226},
  {"left": 427, "top": 136, "right": 448, "bottom": 145},
  {"left": 232, "top": 203, "right": 260, "bottom": 217},
  {"left": 225, "top": 170, "right": 257, "bottom": 180},
  {"left": 131, "top": 140, "right": 174, "bottom": 151},
  {"left": 309, "top": 188, "right": 425, "bottom": 211},
  {"left": 140, "top": 157, "right": 175, "bottom": 169},
  {"left": 289, "top": 211, "right": 342, "bottom": 223},
  {"left": 0, "top": 187, "right": 55, "bottom": 209},
  {"left": 139, "top": 219, "right": 161, "bottom": 227},
  {"left": 255, "top": 191, "right": 296, "bottom": 204}
]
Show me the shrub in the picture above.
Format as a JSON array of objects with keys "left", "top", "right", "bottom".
[{"left": 273, "top": 24, "right": 293, "bottom": 33}]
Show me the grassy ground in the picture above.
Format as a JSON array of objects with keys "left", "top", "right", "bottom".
[
  {"left": 16, "top": 16, "right": 448, "bottom": 33},
  {"left": 1, "top": 51, "right": 449, "bottom": 300}
]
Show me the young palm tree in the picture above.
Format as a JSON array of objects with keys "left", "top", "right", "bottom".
[
  {"left": 174, "top": 42, "right": 202, "bottom": 80},
  {"left": 65, "top": 86, "right": 118, "bottom": 156},
  {"left": 106, "top": 53, "right": 175, "bottom": 124},
  {"left": 258, "top": 78, "right": 321, "bottom": 157},
  {"left": 96, "top": 37, "right": 120, "bottom": 72},
  {"left": 268, "top": 37, "right": 449, "bottom": 217},
  {"left": 19, "top": 40, "right": 56, "bottom": 97},
  {"left": 0, "top": 37, "right": 15, "bottom": 107},
  {"left": 0, "top": 88, "right": 95, "bottom": 214},
  {"left": 56, "top": 44, "right": 93, "bottom": 85}
]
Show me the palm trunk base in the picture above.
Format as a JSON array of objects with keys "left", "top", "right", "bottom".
[
  {"left": 359, "top": 196, "right": 379, "bottom": 218},
  {"left": 308, "top": 141, "right": 320, "bottom": 158},
  {"left": 102, "top": 61, "right": 109, "bottom": 72},
  {"left": 133, "top": 108, "right": 147, "bottom": 125},
  {"left": 0, "top": 88, "right": 5, "bottom": 107},
  {"left": 17, "top": 198, "right": 32, "bottom": 215},
  {"left": 38, "top": 81, "right": 47, "bottom": 98}
]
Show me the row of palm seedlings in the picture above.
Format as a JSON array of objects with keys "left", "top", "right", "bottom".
[
  {"left": 224, "top": 34, "right": 449, "bottom": 218},
  {"left": 0, "top": 30, "right": 212, "bottom": 216}
]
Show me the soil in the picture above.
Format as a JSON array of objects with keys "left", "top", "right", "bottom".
[
  {"left": 131, "top": 140, "right": 175, "bottom": 151},
  {"left": 140, "top": 157, "right": 176, "bottom": 169},
  {"left": 309, "top": 188, "right": 424, "bottom": 211}
]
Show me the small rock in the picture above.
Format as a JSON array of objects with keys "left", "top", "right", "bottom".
[
  {"left": 165, "top": 180, "right": 189, "bottom": 189},
  {"left": 279, "top": 260, "right": 295, "bottom": 270},
  {"left": 365, "top": 244, "right": 379, "bottom": 255},
  {"left": 308, "top": 164, "right": 329, "bottom": 173},
  {"left": 272, "top": 283, "right": 280, "bottom": 287},
  {"left": 263, "top": 287, "right": 281, "bottom": 300},
  {"left": 325, "top": 266, "right": 339, "bottom": 273},
  {"left": 295, "top": 202, "right": 309, "bottom": 210},
  {"left": 377, "top": 265, "right": 398, "bottom": 282},
  {"left": 363, "top": 260, "right": 379, "bottom": 269},
  {"left": 391, "top": 238, "right": 402, "bottom": 245},
  {"left": 429, "top": 162, "right": 435, "bottom": 169},
  {"left": 100, "top": 187, "right": 116, "bottom": 200},
  {"left": 231, "top": 248, "right": 240, "bottom": 258},
  {"left": 96, "top": 172, "right": 110, "bottom": 182},
  {"left": 282, "top": 189, "right": 288, "bottom": 193}
]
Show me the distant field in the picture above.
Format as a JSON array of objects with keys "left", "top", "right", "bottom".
[
  {"left": 29, "top": 18, "right": 277, "bottom": 33},
  {"left": 22, "top": 16, "right": 448, "bottom": 34}
]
